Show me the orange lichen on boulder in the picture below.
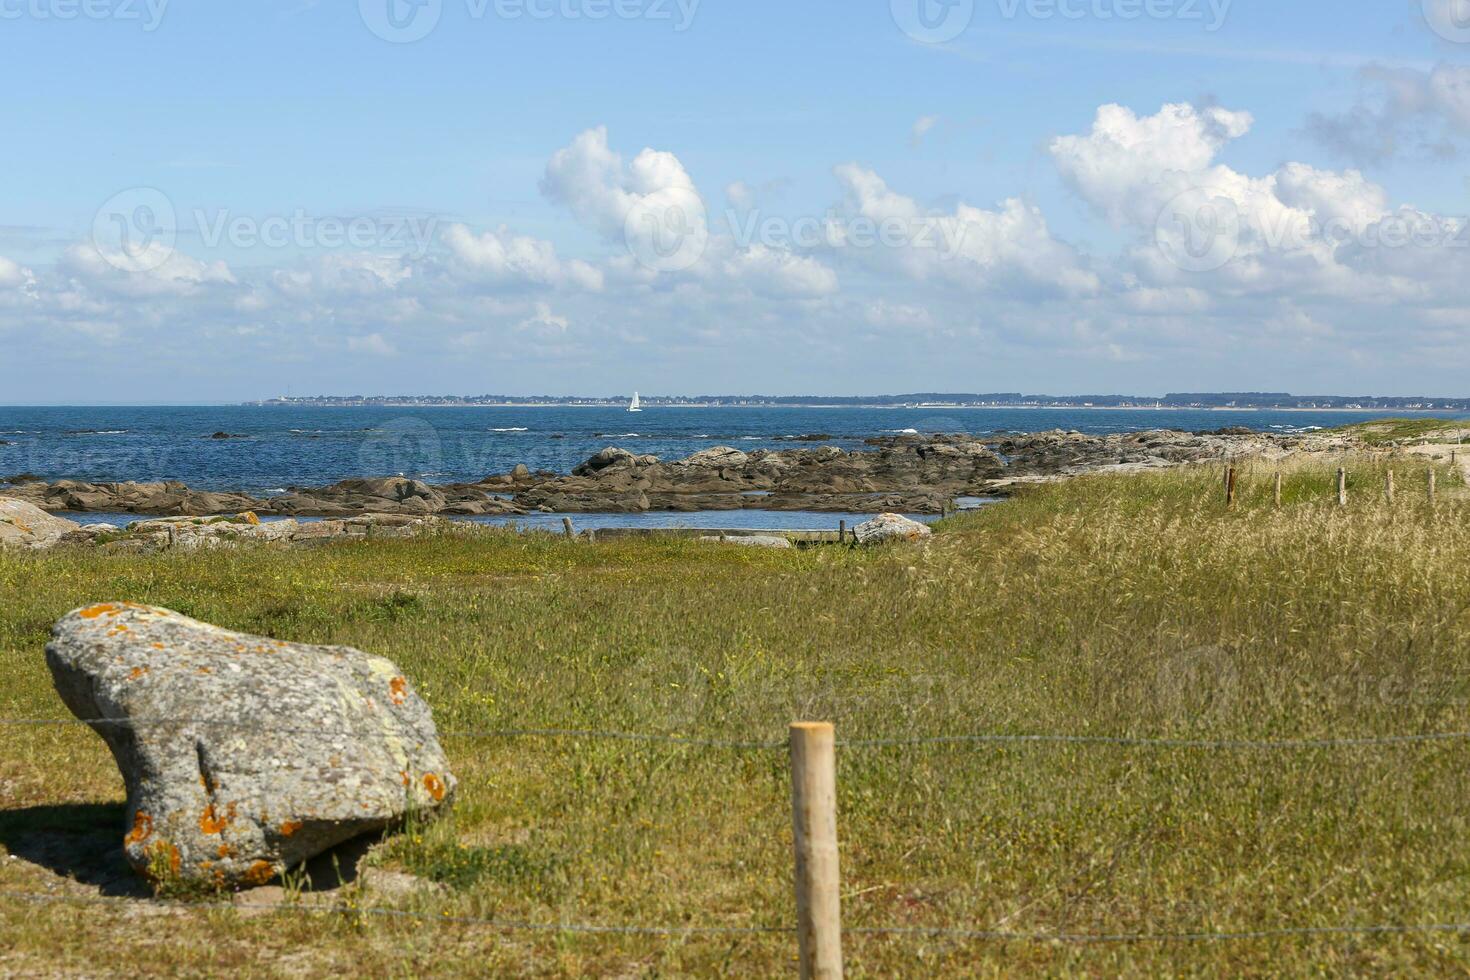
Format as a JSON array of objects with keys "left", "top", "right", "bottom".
[
  {"left": 389, "top": 676, "right": 409, "bottom": 706},
  {"left": 199, "top": 804, "right": 231, "bottom": 835},
  {"left": 79, "top": 603, "right": 120, "bottom": 620},
  {"left": 423, "top": 773, "right": 446, "bottom": 802},
  {"left": 242, "top": 861, "right": 275, "bottom": 886},
  {"left": 124, "top": 811, "right": 154, "bottom": 846},
  {"left": 278, "top": 820, "right": 302, "bottom": 837}
]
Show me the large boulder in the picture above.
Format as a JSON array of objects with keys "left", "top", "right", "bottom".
[
  {"left": 46, "top": 604, "right": 455, "bottom": 890},
  {"left": 0, "top": 499, "right": 79, "bottom": 549},
  {"left": 853, "top": 513, "right": 933, "bottom": 546},
  {"left": 572, "top": 447, "right": 640, "bottom": 476}
]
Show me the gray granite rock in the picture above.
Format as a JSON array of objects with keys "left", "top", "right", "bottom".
[
  {"left": 853, "top": 513, "right": 933, "bottom": 546},
  {"left": 46, "top": 604, "right": 455, "bottom": 890},
  {"left": 0, "top": 499, "right": 79, "bottom": 549}
]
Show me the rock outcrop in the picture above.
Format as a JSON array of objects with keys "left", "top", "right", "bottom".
[
  {"left": 58, "top": 513, "right": 451, "bottom": 553},
  {"left": 46, "top": 604, "right": 455, "bottom": 890},
  {"left": 0, "top": 428, "right": 1354, "bottom": 520},
  {"left": 0, "top": 499, "right": 80, "bottom": 549}
]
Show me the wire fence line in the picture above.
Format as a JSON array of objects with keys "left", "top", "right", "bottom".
[
  {"left": 2, "top": 890, "right": 1467, "bottom": 947},
  {"left": 6, "top": 716, "right": 1470, "bottom": 752}
]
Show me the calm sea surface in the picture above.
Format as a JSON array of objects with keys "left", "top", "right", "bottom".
[{"left": 2, "top": 405, "right": 1463, "bottom": 493}]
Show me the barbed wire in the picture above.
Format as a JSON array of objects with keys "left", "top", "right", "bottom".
[
  {"left": 5, "top": 717, "right": 1470, "bottom": 752},
  {"left": 848, "top": 922, "right": 1470, "bottom": 944},
  {"left": 836, "top": 731, "right": 1470, "bottom": 750},
  {"left": 2, "top": 890, "right": 1466, "bottom": 946}
]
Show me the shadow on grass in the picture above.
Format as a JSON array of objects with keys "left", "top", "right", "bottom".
[
  {"left": 0, "top": 802, "right": 149, "bottom": 897},
  {"left": 0, "top": 803, "right": 387, "bottom": 899}
]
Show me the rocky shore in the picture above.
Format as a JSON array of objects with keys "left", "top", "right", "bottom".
[{"left": 0, "top": 427, "right": 1350, "bottom": 521}]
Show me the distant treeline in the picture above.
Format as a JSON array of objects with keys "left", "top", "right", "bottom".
[{"left": 248, "top": 392, "right": 1470, "bottom": 410}]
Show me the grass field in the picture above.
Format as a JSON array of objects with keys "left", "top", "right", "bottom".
[
  {"left": 3, "top": 453, "right": 1470, "bottom": 976},
  {"left": 1333, "top": 417, "right": 1470, "bottom": 445}
]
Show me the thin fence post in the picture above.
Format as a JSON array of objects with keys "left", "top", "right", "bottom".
[
  {"left": 1225, "top": 466, "right": 1237, "bottom": 509},
  {"left": 1338, "top": 468, "right": 1348, "bottom": 507},
  {"left": 562, "top": 517, "right": 575, "bottom": 539},
  {"left": 790, "top": 722, "right": 843, "bottom": 980},
  {"left": 838, "top": 520, "right": 846, "bottom": 544},
  {"left": 1429, "top": 469, "right": 1437, "bottom": 504},
  {"left": 1385, "top": 469, "right": 1395, "bottom": 503},
  {"left": 1273, "top": 471, "right": 1283, "bottom": 508}
]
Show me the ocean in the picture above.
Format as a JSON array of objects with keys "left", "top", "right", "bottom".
[{"left": 2, "top": 405, "right": 1463, "bottom": 494}]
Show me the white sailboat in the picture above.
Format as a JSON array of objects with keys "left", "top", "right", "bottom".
[{"left": 628, "top": 391, "right": 643, "bottom": 413}]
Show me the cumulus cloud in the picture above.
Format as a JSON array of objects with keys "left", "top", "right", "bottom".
[
  {"left": 442, "top": 224, "right": 603, "bottom": 291},
  {"left": 7, "top": 107, "right": 1470, "bottom": 396},
  {"left": 1052, "top": 103, "right": 1451, "bottom": 293},
  {"left": 541, "top": 125, "right": 705, "bottom": 245},
  {"left": 59, "top": 241, "right": 236, "bottom": 299},
  {"left": 0, "top": 256, "right": 29, "bottom": 289},
  {"left": 832, "top": 164, "right": 1099, "bottom": 298},
  {"left": 543, "top": 127, "right": 837, "bottom": 297}
]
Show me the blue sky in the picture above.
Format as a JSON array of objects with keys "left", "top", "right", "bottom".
[{"left": 3, "top": 0, "right": 1469, "bottom": 402}]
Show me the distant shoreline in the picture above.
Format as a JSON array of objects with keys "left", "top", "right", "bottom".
[{"left": 238, "top": 403, "right": 1470, "bottom": 414}]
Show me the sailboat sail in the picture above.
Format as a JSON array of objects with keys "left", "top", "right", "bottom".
[{"left": 629, "top": 392, "right": 642, "bottom": 412}]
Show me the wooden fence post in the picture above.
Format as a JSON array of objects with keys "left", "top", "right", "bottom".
[
  {"left": 838, "top": 520, "right": 846, "bottom": 544},
  {"left": 1429, "top": 469, "right": 1437, "bottom": 504},
  {"left": 1386, "top": 469, "right": 1395, "bottom": 503},
  {"left": 1337, "top": 468, "right": 1348, "bottom": 507},
  {"left": 562, "top": 517, "right": 575, "bottom": 539},
  {"left": 790, "top": 722, "right": 843, "bottom": 980},
  {"left": 1225, "top": 466, "right": 1237, "bottom": 508},
  {"left": 1273, "top": 472, "right": 1283, "bottom": 508}
]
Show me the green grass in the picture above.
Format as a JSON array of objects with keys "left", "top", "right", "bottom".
[
  {"left": 2, "top": 456, "right": 1470, "bottom": 975},
  {"left": 1333, "top": 416, "right": 1470, "bottom": 445}
]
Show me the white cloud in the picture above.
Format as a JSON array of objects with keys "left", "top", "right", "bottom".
[
  {"left": 726, "top": 180, "right": 755, "bottom": 210},
  {"left": 541, "top": 125, "right": 704, "bottom": 245},
  {"left": 910, "top": 115, "right": 940, "bottom": 147},
  {"left": 59, "top": 241, "right": 236, "bottom": 298},
  {"left": 1049, "top": 101, "right": 1470, "bottom": 300},
  {"left": 442, "top": 223, "right": 603, "bottom": 291},
  {"left": 0, "top": 257, "right": 29, "bottom": 289},
  {"left": 516, "top": 301, "right": 570, "bottom": 336},
  {"left": 6, "top": 107, "right": 1470, "bottom": 398},
  {"left": 833, "top": 164, "right": 1099, "bottom": 298}
]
